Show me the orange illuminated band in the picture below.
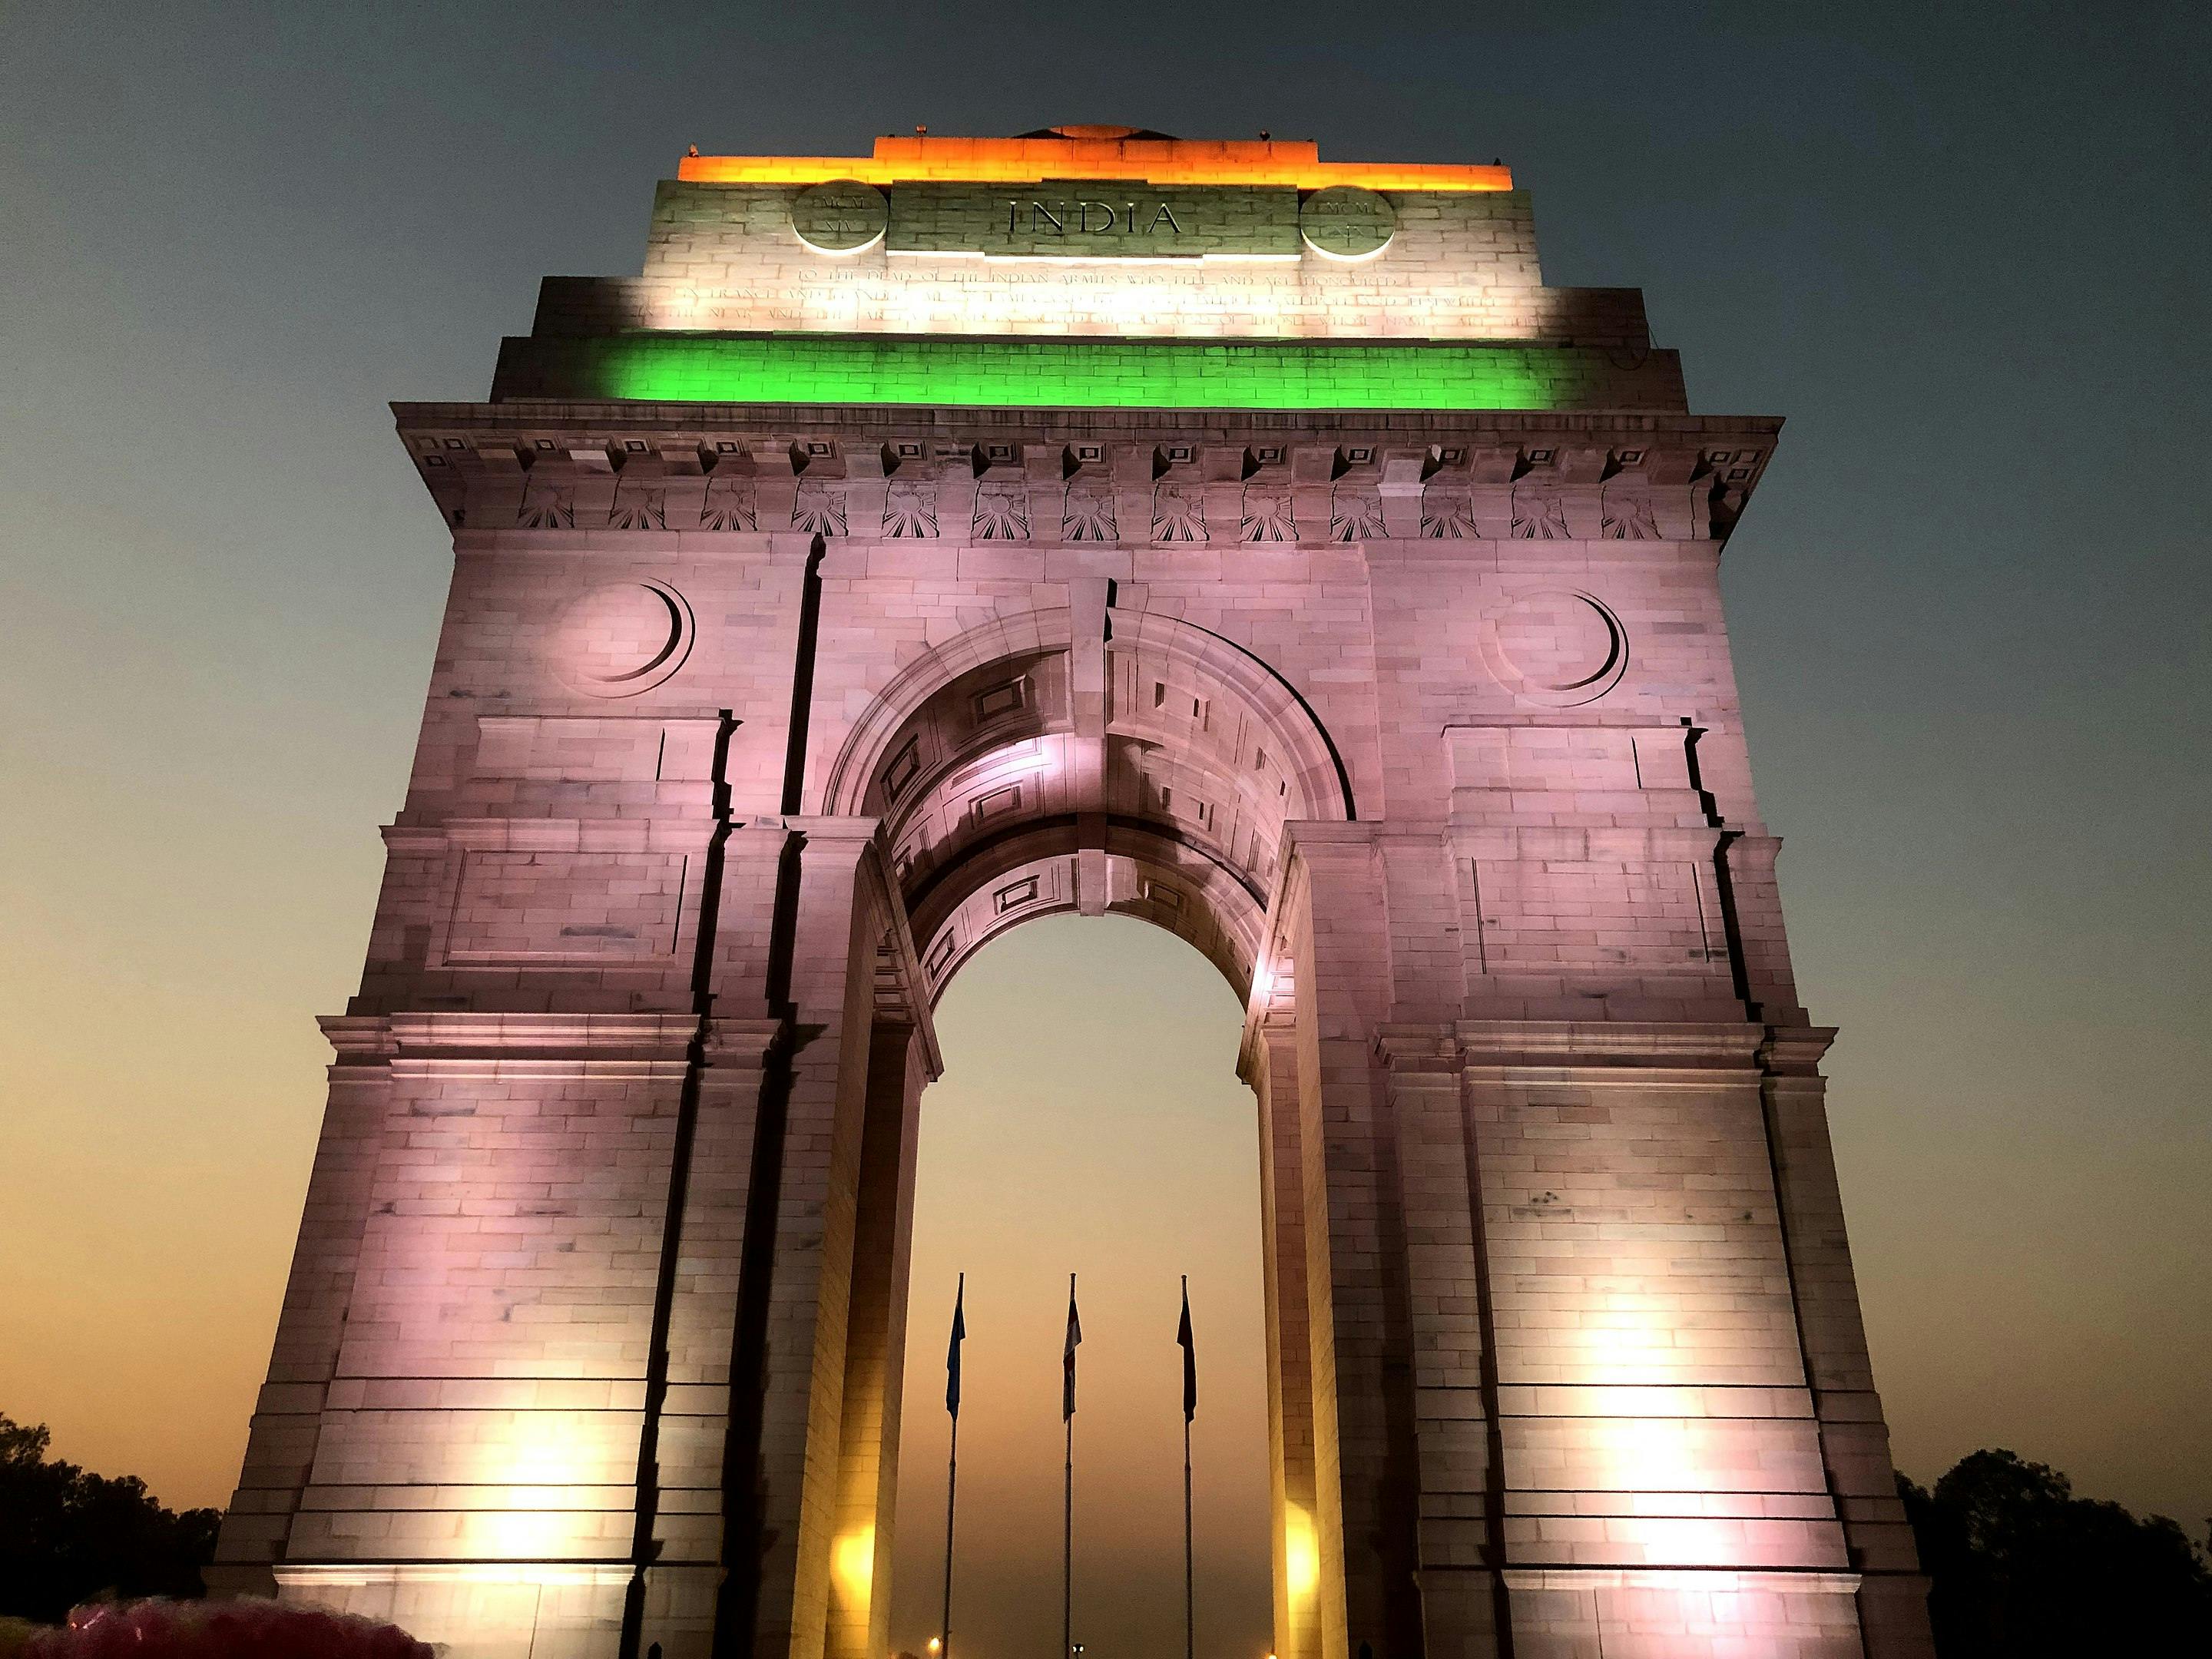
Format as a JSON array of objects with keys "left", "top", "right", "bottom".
[{"left": 679, "top": 134, "right": 1511, "bottom": 193}]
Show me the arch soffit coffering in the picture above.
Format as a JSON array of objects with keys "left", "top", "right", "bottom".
[
  {"left": 823, "top": 605, "right": 1356, "bottom": 823},
  {"left": 820, "top": 607, "right": 1077, "bottom": 816},
  {"left": 906, "top": 820, "right": 1271, "bottom": 1005},
  {"left": 823, "top": 605, "right": 1355, "bottom": 1004},
  {"left": 1101, "top": 606, "right": 1357, "bottom": 829}
]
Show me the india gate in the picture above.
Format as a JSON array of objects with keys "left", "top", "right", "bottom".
[{"left": 211, "top": 127, "right": 1935, "bottom": 1658}]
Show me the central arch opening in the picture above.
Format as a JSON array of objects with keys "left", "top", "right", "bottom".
[
  {"left": 822, "top": 599, "right": 1355, "bottom": 1659},
  {"left": 886, "top": 913, "right": 1272, "bottom": 1659}
]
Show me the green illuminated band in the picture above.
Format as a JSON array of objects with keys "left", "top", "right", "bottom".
[{"left": 492, "top": 334, "right": 1680, "bottom": 412}]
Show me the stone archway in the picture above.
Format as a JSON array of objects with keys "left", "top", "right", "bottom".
[{"left": 812, "top": 595, "right": 1357, "bottom": 1659}]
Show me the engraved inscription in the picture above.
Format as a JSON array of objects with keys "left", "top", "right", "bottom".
[
  {"left": 791, "top": 180, "right": 889, "bottom": 253},
  {"left": 888, "top": 181, "right": 1300, "bottom": 260},
  {"left": 1005, "top": 198, "right": 1184, "bottom": 237},
  {"left": 1300, "top": 187, "right": 1396, "bottom": 259}
]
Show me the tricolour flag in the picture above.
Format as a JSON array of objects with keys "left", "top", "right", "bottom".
[
  {"left": 1177, "top": 1277, "right": 1197, "bottom": 1423},
  {"left": 945, "top": 1273, "right": 966, "bottom": 1419},
  {"left": 1062, "top": 1275, "right": 1082, "bottom": 1421}
]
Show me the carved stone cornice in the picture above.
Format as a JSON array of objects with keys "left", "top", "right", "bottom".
[{"left": 394, "top": 403, "right": 1780, "bottom": 548}]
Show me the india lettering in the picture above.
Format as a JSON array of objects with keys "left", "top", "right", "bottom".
[{"left": 1002, "top": 198, "right": 1186, "bottom": 237}]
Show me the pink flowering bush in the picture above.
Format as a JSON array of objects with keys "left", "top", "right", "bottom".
[{"left": 17, "top": 1599, "right": 432, "bottom": 1658}]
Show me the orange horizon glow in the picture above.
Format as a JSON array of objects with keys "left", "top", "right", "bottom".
[{"left": 677, "top": 133, "right": 1512, "bottom": 192}]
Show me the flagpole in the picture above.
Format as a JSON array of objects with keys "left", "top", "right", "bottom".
[
  {"left": 1184, "top": 1410, "right": 1194, "bottom": 1659},
  {"left": 941, "top": 1272, "right": 962, "bottom": 1659},
  {"left": 942, "top": 1409, "right": 959, "bottom": 1657},
  {"left": 1181, "top": 1275, "right": 1194, "bottom": 1659},
  {"left": 1063, "top": 1271, "right": 1078, "bottom": 1659},
  {"left": 1063, "top": 1405, "right": 1075, "bottom": 1659}
]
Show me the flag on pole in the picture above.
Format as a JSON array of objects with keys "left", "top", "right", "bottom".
[
  {"left": 1177, "top": 1277, "right": 1197, "bottom": 1422},
  {"left": 1062, "top": 1275, "right": 1082, "bottom": 1421},
  {"left": 945, "top": 1273, "right": 966, "bottom": 1419}
]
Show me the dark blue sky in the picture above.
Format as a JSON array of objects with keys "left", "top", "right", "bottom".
[{"left": 2, "top": 0, "right": 2205, "bottom": 1568}]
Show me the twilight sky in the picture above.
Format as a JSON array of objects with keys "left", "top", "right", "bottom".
[{"left": 2, "top": 2, "right": 2207, "bottom": 1653}]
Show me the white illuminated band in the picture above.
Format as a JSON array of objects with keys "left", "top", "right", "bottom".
[{"left": 1301, "top": 233, "right": 1394, "bottom": 263}]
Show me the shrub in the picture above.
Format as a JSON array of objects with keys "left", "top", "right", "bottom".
[{"left": 19, "top": 1598, "right": 432, "bottom": 1658}]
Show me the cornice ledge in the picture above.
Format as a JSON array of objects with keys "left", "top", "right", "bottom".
[
  {"left": 319, "top": 1015, "right": 396, "bottom": 1060},
  {"left": 315, "top": 1010, "right": 785, "bottom": 1066},
  {"left": 1375, "top": 1023, "right": 1460, "bottom": 1072},
  {"left": 382, "top": 816, "right": 719, "bottom": 853},
  {"left": 393, "top": 400, "right": 1787, "bottom": 443},
  {"left": 389, "top": 1010, "right": 700, "bottom": 1063},
  {"left": 1758, "top": 1024, "right": 1839, "bottom": 1076},
  {"left": 1498, "top": 1568, "right": 1860, "bottom": 1596},
  {"left": 1453, "top": 1018, "right": 1767, "bottom": 1071}
]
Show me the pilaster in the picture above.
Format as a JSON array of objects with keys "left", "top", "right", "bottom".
[
  {"left": 208, "top": 1022, "right": 396, "bottom": 1595},
  {"left": 1375, "top": 1027, "right": 1507, "bottom": 1659},
  {"left": 720, "top": 816, "right": 892, "bottom": 1659},
  {"left": 826, "top": 1020, "right": 928, "bottom": 1659},
  {"left": 1757, "top": 1030, "right": 1935, "bottom": 1657},
  {"left": 1285, "top": 822, "right": 1414, "bottom": 1659},
  {"left": 1244, "top": 1012, "right": 1324, "bottom": 1659},
  {"left": 1459, "top": 1021, "right": 1861, "bottom": 1658},
  {"left": 637, "top": 1015, "right": 784, "bottom": 1659}
]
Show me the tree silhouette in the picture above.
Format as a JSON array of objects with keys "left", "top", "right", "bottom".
[
  {"left": 1900, "top": 1448, "right": 2212, "bottom": 1656},
  {"left": 0, "top": 1415, "right": 220, "bottom": 1623}
]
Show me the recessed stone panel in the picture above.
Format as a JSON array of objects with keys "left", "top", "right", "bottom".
[
  {"left": 443, "top": 851, "right": 688, "bottom": 965},
  {"left": 1472, "top": 857, "right": 1724, "bottom": 974}
]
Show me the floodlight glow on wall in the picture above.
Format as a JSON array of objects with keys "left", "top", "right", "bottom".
[
  {"left": 1284, "top": 1505, "right": 1321, "bottom": 1600},
  {"left": 832, "top": 1524, "right": 876, "bottom": 1609}
]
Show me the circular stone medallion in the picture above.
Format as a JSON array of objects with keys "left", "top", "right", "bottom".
[
  {"left": 791, "top": 180, "right": 889, "bottom": 253},
  {"left": 1300, "top": 186, "right": 1396, "bottom": 259},
  {"left": 551, "top": 580, "right": 696, "bottom": 697},
  {"left": 1479, "top": 590, "right": 1628, "bottom": 706}
]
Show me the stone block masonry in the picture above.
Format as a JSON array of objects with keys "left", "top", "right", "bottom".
[{"left": 213, "top": 127, "right": 1934, "bottom": 1659}]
